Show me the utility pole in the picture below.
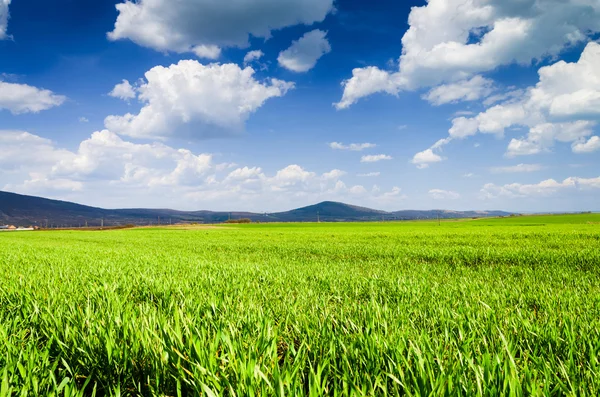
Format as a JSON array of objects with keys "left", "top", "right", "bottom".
[
  {"left": 437, "top": 211, "right": 440, "bottom": 226},
  {"left": 158, "top": 216, "right": 160, "bottom": 225},
  {"left": 317, "top": 211, "right": 320, "bottom": 223},
  {"left": 101, "top": 218, "right": 104, "bottom": 228}
]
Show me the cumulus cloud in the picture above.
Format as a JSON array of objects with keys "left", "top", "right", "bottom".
[
  {"left": 429, "top": 189, "right": 460, "bottom": 200},
  {"left": 104, "top": 61, "right": 294, "bottom": 140},
  {"left": 411, "top": 149, "right": 442, "bottom": 169},
  {"left": 329, "top": 142, "right": 376, "bottom": 151},
  {"left": 415, "top": 42, "right": 600, "bottom": 166},
  {"left": 79, "top": 117, "right": 89, "bottom": 123},
  {"left": 572, "top": 136, "right": 600, "bottom": 153},
  {"left": 321, "top": 169, "right": 346, "bottom": 180},
  {"left": 490, "top": 163, "right": 544, "bottom": 173},
  {"left": 191, "top": 45, "right": 221, "bottom": 60},
  {"left": 0, "top": 81, "right": 66, "bottom": 114},
  {"left": 480, "top": 176, "right": 600, "bottom": 199},
  {"left": 361, "top": 154, "right": 392, "bottom": 163},
  {"left": 108, "top": 0, "right": 334, "bottom": 57},
  {"left": 278, "top": 29, "right": 331, "bottom": 72},
  {"left": 337, "top": 0, "right": 600, "bottom": 107},
  {"left": 0, "top": 0, "right": 10, "bottom": 39},
  {"left": 335, "top": 67, "right": 402, "bottom": 110},
  {"left": 244, "top": 50, "right": 264, "bottom": 65},
  {"left": 109, "top": 79, "right": 137, "bottom": 100},
  {"left": 506, "top": 121, "right": 595, "bottom": 157},
  {"left": 423, "top": 76, "right": 495, "bottom": 106}
]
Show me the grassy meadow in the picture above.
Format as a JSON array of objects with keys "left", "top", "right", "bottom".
[{"left": 1, "top": 214, "right": 600, "bottom": 396}]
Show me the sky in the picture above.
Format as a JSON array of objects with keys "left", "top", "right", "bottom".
[{"left": 1, "top": 0, "right": 599, "bottom": 212}]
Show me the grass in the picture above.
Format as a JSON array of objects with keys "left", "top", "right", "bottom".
[{"left": 1, "top": 215, "right": 599, "bottom": 396}]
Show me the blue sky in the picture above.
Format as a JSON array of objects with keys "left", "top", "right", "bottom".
[{"left": 1, "top": 0, "right": 599, "bottom": 212}]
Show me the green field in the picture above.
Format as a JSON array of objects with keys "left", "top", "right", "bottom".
[{"left": 1, "top": 214, "right": 600, "bottom": 396}]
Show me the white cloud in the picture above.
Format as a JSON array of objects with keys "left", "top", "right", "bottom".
[
  {"left": 244, "top": 50, "right": 264, "bottom": 65},
  {"left": 337, "top": 0, "right": 600, "bottom": 107},
  {"left": 361, "top": 154, "right": 392, "bottom": 163},
  {"left": 108, "top": 0, "right": 334, "bottom": 57},
  {"left": 0, "top": 131, "right": 73, "bottom": 169},
  {"left": 481, "top": 176, "right": 600, "bottom": 199},
  {"left": 191, "top": 45, "right": 221, "bottom": 60},
  {"left": 506, "top": 121, "right": 595, "bottom": 157},
  {"left": 463, "top": 173, "right": 475, "bottom": 178},
  {"left": 104, "top": 61, "right": 294, "bottom": 140},
  {"left": 572, "top": 136, "right": 600, "bottom": 153},
  {"left": 278, "top": 29, "right": 331, "bottom": 72},
  {"left": 411, "top": 149, "right": 442, "bottom": 169},
  {"left": 357, "top": 172, "right": 380, "bottom": 177},
  {"left": 51, "top": 130, "right": 213, "bottom": 187},
  {"left": 109, "top": 79, "right": 137, "bottom": 100},
  {"left": 0, "top": 81, "right": 66, "bottom": 114},
  {"left": 483, "top": 88, "right": 525, "bottom": 107},
  {"left": 2, "top": 130, "right": 414, "bottom": 211},
  {"left": 79, "top": 117, "right": 89, "bottom": 123},
  {"left": 417, "top": 42, "right": 600, "bottom": 165},
  {"left": 532, "top": 42, "right": 600, "bottom": 120},
  {"left": 223, "top": 166, "right": 263, "bottom": 183},
  {"left": 270, "top": 165, "right": 315, "bottom": 189},
  {"left": 0, "top": 0, "right": 10, "bottom": 40},
  {"left": 321, "top": 169, "right": 346, "bottom": 180},
  {"left": 329, "top": 142, "right": 376, "bottom": 151},
  {"left": 423, "top": 75, "right": 494, "bottom": 106},
  {"left": 16, "top": 173, "right": 83, "bottom": 193},
  {"left": 454, "top": 110, "right": 475, "bottom": 117},
  {"left": 429, "top": 189, "right": 460, "bottom": 200},
  {"left": 335, "top": 67, "right": 402, "bottom": 110},
  {"left": 490, "top": 163, "right": 544, "bottom": 174}
]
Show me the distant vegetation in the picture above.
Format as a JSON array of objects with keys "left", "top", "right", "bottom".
[
  {"left": 1, "top": 214, "right": 599, "bottom": 395},
  {"left": 224, "top": 218, "right": 252, "bottom": 224}
]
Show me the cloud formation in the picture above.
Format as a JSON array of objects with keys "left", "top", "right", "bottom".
[
  {"left": 337, "top": 0, "right": 600, "bottom": 108},
  {"left": 109, "top": 80, "right": 136, "bottom": 100},
  {"left": 0, "top": 0, "right": 10, "bottom": 39},
  {"left": 414, "top": 42, "right": 600, "bottom": 167},
  {"left": 329, "top": 142, "right": 376, "bottom": 151},
  {"left": 0, "top": 81, "right": 66, "bottom": 114},
  {"left": 278, "top": 29, "right": 331, "bottom": 72},
  {"left": 108, "top": 0, "right": 334, "bottom": 57},
  {"left": 481, "top": 176, "right": 600, "bottom": 199},
  {"left": 104, "top": 61, "right": 294, "bottom": 140},
  {"left": 2, "top": 130, "right": 405, "bottom": 211},
  {"left": 429, "top": 189, "right": 460, "bottom": 200},
  {"left": 361, "top": 154, "right": 392, "bottom": 163},
  {"left": 490, "top": 163, "right": 544, "bottom": 174},
  {"left": 423, "top": 76, "right": 494, "bottom": 106}
]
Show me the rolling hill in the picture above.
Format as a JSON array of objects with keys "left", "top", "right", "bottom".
[{"left": 0, "top": 190, "right": 513, "bottom": 226}]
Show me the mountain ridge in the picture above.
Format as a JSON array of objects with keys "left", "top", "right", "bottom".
[{"left": 0, "top": 191, "right": 513, "bottom": 226}]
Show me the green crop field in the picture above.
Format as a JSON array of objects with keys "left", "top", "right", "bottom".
[{"left": 1, "top": 214, "right": 600, "bottom": 396}]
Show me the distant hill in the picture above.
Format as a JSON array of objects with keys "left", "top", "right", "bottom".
[{"left": 0, "top": 191, "right": 513, "bottom": 227}]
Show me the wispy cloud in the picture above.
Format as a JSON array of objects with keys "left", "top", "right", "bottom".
[
  {"left": 361, "top": 154, "right": 392, "bottom": 163},
  {"left": 329, "top": 142, "right": 376, "bottom": 151},
  {"left": 357, "top": 172, "right": 380, "bottom": 177},
  {"left": 490, "top": 163, "right": 544, "bottom": 174}
]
